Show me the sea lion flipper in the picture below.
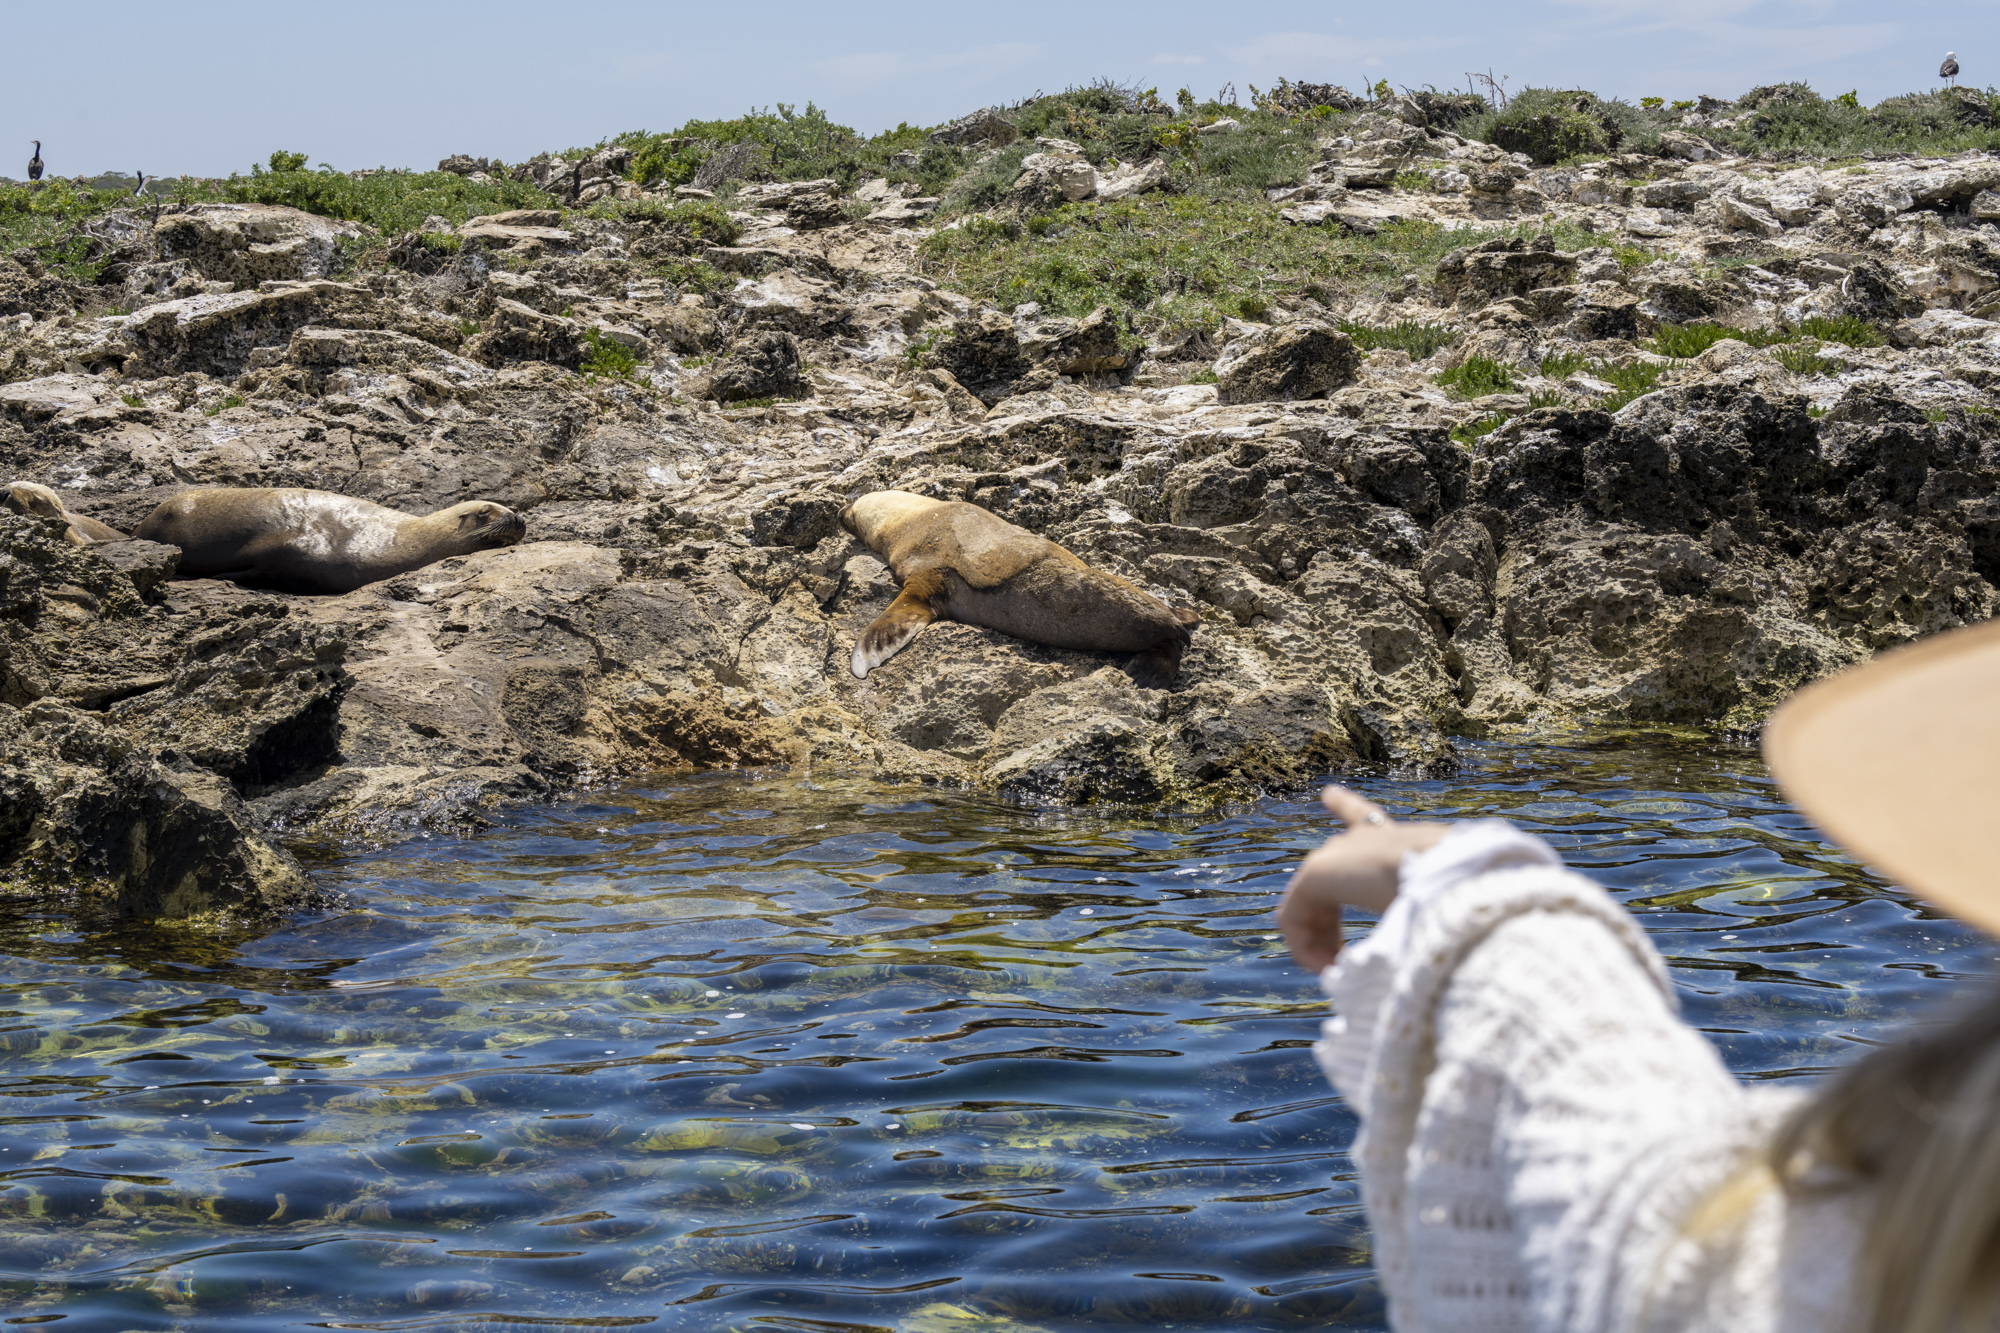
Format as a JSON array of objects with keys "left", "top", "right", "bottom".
[
  {"left": 1127, "top": 640, "right": 1187, "bottom": 691},
  {"left": 851, "top": 573, "right": 948, "bottom": 679}
]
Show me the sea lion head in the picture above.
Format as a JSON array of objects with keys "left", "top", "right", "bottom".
[
  {"left": 839, "top": 490, "right": 935, "bottom": 550},
  {"left": 1, "top": 481, "right": 67, "bottom": 522},
  {"left": 434, "top": 500, "right": 527, "bottom": 553}
]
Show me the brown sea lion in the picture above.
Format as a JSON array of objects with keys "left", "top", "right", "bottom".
[
  {"left": 133, "top": 488, "right": 527, "bottom": 595},
  {"left": 2, "top": 481, "right": 127, "bottom": 545},
  {"left": 840, "top": 490, "right": 1199, "bottom": 688}
]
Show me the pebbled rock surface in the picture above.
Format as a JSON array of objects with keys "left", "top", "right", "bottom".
[{"left": 6, "top": 131, "right": 2000, "bottom": 915}]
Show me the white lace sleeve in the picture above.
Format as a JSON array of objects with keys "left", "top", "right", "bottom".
[{"left": 1310, "top": 820, "right": 1790, "bottom": 1333}]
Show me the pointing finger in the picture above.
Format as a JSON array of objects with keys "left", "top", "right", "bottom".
[{"left": 1320, "top": 785, "right": 1390, "bottom": 828}]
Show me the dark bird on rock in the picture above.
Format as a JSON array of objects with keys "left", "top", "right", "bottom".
[
  {"left": 27, "top": 141, "right": 42, "bottom": 181},
  {"left": 1943, "top": 52, "right": 1961, "bottom": 85}
]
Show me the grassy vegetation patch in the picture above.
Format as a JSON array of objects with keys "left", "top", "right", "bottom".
[
  {"left": 185, "top": 152, "right": 558, "bottom": 234},
  {"left": 1337, "top": 319, "right": 1458, "bottom": 359},
  {"left": 1796, "top": 314, "right": 1884, "bottom": 348},
  {"left": 581, "top": 329, "right": 640, "bottom": 381},
  {"left": 1643, "top": 322, "right": 1789, "bottom": 357},
  {"left": 1593, "top": 360, "right": 1671, "bottom": 407},
  {"left": 1533, "top": 350, "right": 1672, "bottom": 412},
  {"left": 0, "top": 180, "right": 138, "bottom": 281},
  {"left": 1451, "top": 412, "right": 1511, "bottom": 446},
  {"left": 592, "top": 197, "right": 743, "bottom": 247},
  {"left": 569, "top": 105, "right": 948, "bottom": 196},
  {"left": 1773, "top": 345, "right": 1843, "bottom": 376},
  {"left": 1451, "top": 82, "right": 2000, "bottom": 162},
  {"left": 1639, "top": 316, "right": 1882, "bottom": 360},
  {"left": 1928, "top": 404, "right": 1999, "bottom": 422},
  {"left": 1460, "top": 87, "right": 1657, "bottom": 163},
  {"left": 1435, "top": 355, "right": 1516, "bottom": 398},
  {"left": 920, "top": 197, "right": 1607, "bottom": 338}
]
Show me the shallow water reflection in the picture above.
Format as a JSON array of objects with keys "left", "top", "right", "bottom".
[{"left": 2, "top": 731, "right": 1989, "bottom": 1330}]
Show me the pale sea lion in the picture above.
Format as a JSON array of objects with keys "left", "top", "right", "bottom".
[
  {"left": 2, "top": 480, "right": 127, "bottom": 545},
  {"left": 132, "top": 487, "right": 527, "bottom": 595},
  {"left": 840, "top": 490, "right": 1199, "bottom": 688}
]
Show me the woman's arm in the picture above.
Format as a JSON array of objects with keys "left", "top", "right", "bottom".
[{"left": 1284, "top": 793, "right": 1769, "bottom": 1333}]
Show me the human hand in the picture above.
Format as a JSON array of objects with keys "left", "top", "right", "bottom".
[{"left": 1277, "top": 786, "right": 1448, "bottom": 972}]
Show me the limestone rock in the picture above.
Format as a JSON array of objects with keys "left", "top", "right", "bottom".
[
  {"left": 1834, "top": 180, "right": 1917, "bottom": 227},
  {"left": 982, "top": 670, "right": 1174, "bottom": 805},
  {"left": 701, "top": 330, "right": 811, "bottom": 403},
  {"left": 929, "top": 108, "right": 1020, "bottom": 148},
  {"left": 1717, "top": 194, "right": 1784, "bottom": 237},
  {"left": 1214, "top": 323, "right": 1363, "bottom": 404},
  {"left": 1008, "top": 152, "right": 1098, "bottom": 208},
  {"left": 1657, "top": 131, "right": 1720, "bottom": 161},
  {"left": 1097, "top": 158, "right": 1170, "bottom": 201},
  {"left": 1017, "top": 307, "right": 1127, "bottom": 375},
  {"left": 1436, "top": 238, "right": 1579, "bottom": 307},
  {"left": 784, "top": 190, "right": 846, "bottom": 231},
  {"left": 922, "top": 309, "right": 1031, "bottom": 404},
  {"left": 154, "top": 203, "right": 365, "bottom": 285},
  {"left": 466, "top": 298, "right": 585, "bottom": 368}
]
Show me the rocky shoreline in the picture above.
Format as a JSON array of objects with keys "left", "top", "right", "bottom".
[{"left": 6, "top": 95, "right": 2000, "bottom": 918}]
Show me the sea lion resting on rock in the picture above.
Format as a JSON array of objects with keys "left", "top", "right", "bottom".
[
  {"left": 841, "top": 490, "right": 1199, "bottom": 688},
  {"left": 133, "top": 488, "right": 527, "bottom": 595},
  {"left": 2, "top": 481, "right": 126, "bottom": 545}
]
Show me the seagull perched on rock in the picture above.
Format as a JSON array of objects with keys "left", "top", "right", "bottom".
[
  {"left": 27, "top": 141, "right": 42, "bottom": 181},
  {"left": 1942, "top": 51, "right": 1961, "bottom": 86}
]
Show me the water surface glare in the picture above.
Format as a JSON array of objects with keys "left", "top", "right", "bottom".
[{"left": 2, "top": 733, "right": 1990, "bottom": 1331}]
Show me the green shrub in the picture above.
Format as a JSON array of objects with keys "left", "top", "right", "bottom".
[
  {"left": 1457, "top": 87, "right": 1672, "bottom": 163},
  {"left": 0, "top": 179, "right": 136, "bottom": 280},
  {"left": 1645, "top": 323, "right": 1741, "bottom": 358},
  {"left": 190, "top": 164, "right": 556, "bottom": 235},
  {"left": 1540, "top": 349, "right": 1593, "bottom": 378},
  {"left": 1594, "top": 359, "right": 1671, "bottom": 409},
  {"left": 938, "top": 143, "right": 1035, "bottom": 214},
  {"left": 121, "top": 393, "right": 144, "bottom": 408},
  {"left": 1338, "top": 319, "right": 1457, "bottom": 359},
  {"left": 1187, "top": 368, "right": 1219, "bottom": 384},
  {"left": 1436, "top": 355, "right": 1516, "bottom": 399},
  {"left": 584, "top": 105, "right": 953, "bottom": 193},
  {"left": 1644, "top": 322, "right": 1799, "bottom": 357},
  {"left": 597, "top": 197, "right": 743, "bottom": 247},
  {"left": 1797, "top": 314, "right": 1885, "bottom": 348},
  {"left": 264, "top": 150, "right": 309, "bottom": 173},
  {"left": 1704, "top": 85, "right": 2000, "bottom": 157},
  {"left": 1187, "top": 115, "right": 1320, "bottom": 195},
  {"left": 1472, "top": 89, "right": 1628, "bottom": 164},
  {"left": 1451, "top": 412, "right": 1511, "bottom": 446},
  {"left": 922, "top": 197, "right": 1610, "bottom": 338},
  {"left": 1774, "top": 345, "right": 1841, "bottom": 376},
  {"left": 581, "top": 329, "right": 640, "bottom": 381}
]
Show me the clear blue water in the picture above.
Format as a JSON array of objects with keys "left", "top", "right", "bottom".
[{"left": 1, "top": 731, "right": 1990, "bottom": 1331}]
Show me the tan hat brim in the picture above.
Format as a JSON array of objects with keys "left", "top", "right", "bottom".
[{"left": 1763, "top": 617, "right": 2000, "bottom": 938}]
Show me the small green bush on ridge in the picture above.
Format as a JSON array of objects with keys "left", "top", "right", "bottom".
[{"left": 1436, "top": 355, "right": 1516, "bottom": 398}]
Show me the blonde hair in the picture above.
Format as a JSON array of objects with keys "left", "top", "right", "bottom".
[{"left": 1770, "top": 981, "right": 2000, "bottom": 1333}]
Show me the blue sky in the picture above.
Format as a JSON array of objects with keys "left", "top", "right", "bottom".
[{"left": 4, "top": 0, "right": 1989, "bottom": 179}]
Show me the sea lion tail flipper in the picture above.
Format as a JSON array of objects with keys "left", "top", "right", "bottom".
[
  {"left": 1128, "top": 638, "right": 1187, "bottom": 691},
  {"left": 851, "top": 573, "right": 947, "bottom": 679}
]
